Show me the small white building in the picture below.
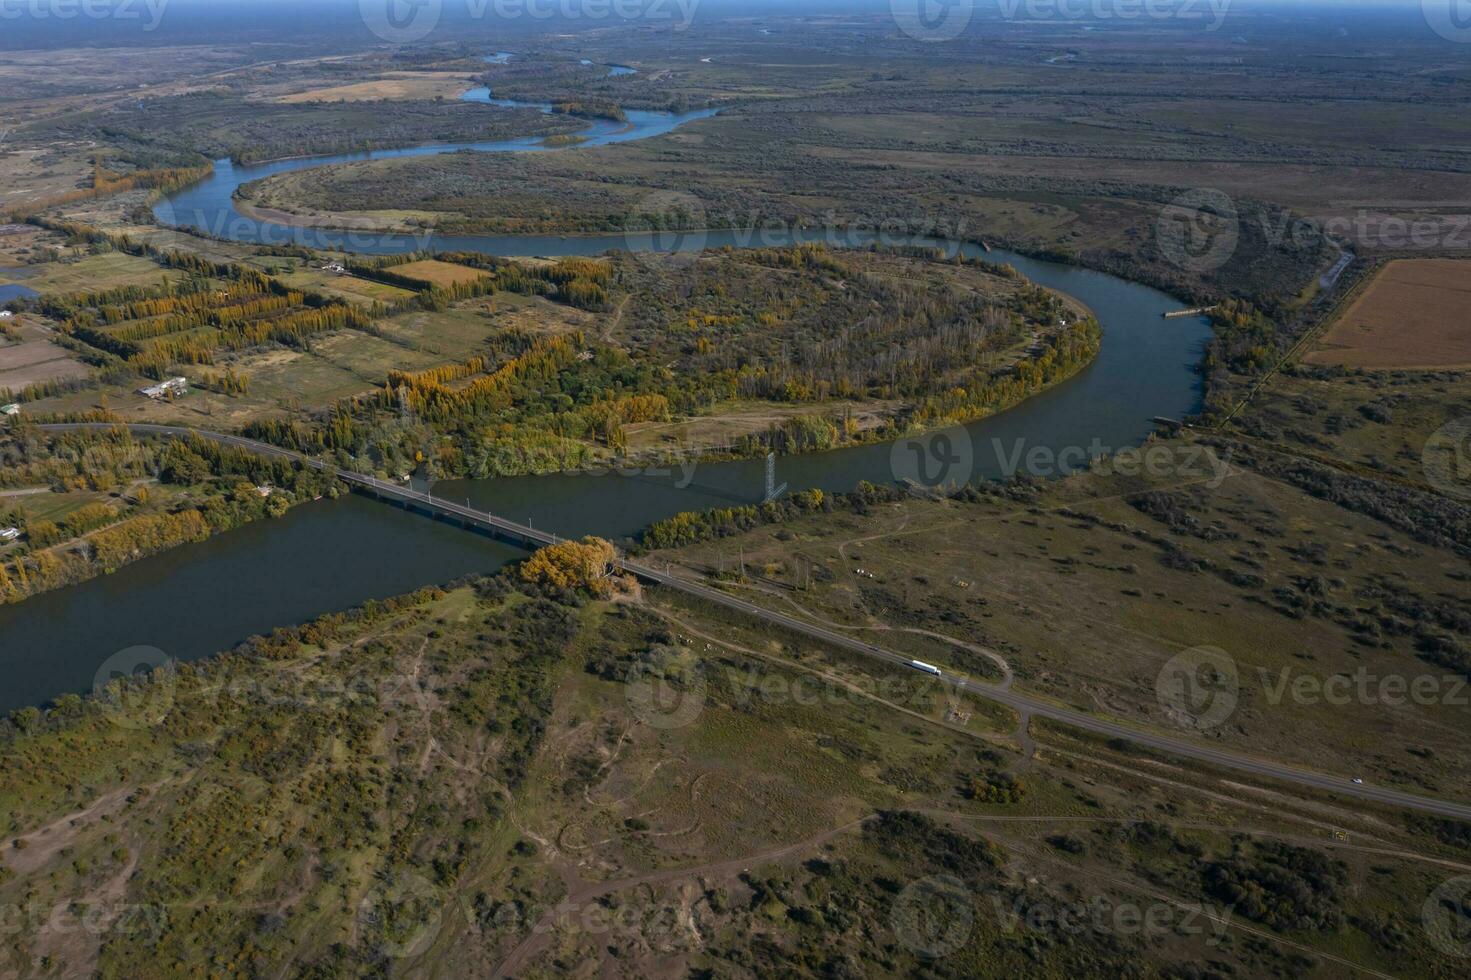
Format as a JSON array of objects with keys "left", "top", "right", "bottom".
[
  {"left": 0, "top": 310, "right": 15, "bottom": 319},
  {"left": 0, "top": 527, "right": 20, "bottom": 542},
  {"left": 139, "top": 377, "right": 189, "bottom": 399},
  {"left": 1, "top": 404, "right": 19, "bottom": 417},
  {"left": 254, "top": 485, "right": 274, "bottom": 498}
]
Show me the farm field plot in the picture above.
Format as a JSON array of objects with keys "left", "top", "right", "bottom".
[
  {"left": 306, "top": 330, "right": 443, "bottom": 379},
  {"left": 0, "top": 321, "right": 91, "bottom": 394},
  {"left": 0, "top": 253, "right": 180, "bottom": 295},
  {"left": 1305, "top": 258, "right": 1471, "bottom": 369},
  {"left": 274, "top": 71, "right": 478, "bottom": 103},
  {"left": 384, "top": 259, "right": 490, "bottom": 288},
  {"left": 371, "top": 294, "right": 584, "bottom": 357},
  {"left": 274, "top": 268, "right": 416, "bottom": 307},
  {"left": 373, "top": 304, "right": 499, "bottom": 357}
]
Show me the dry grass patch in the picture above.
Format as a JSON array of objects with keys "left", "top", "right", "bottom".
[
  {"left": 275, "top": 72, "right": 476, "bottom": 104},
  {"left": 275, "top": 268, "right": 416, "bottom": 307},
  {"left": 1305, "top": 258, "right": 1471, "bottom": 369},
  {"left": 388, "top": 259, "right": 490, "bottom": 288}
]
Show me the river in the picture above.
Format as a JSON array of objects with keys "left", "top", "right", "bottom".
[{"left": 0, "top": 70, "right": 1212, "bottom": 713}]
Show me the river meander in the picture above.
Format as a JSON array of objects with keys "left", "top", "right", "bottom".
[{"left": 0, "top": 68, "right": 1212, "bottom": 712}]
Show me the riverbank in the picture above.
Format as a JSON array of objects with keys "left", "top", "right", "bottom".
[
  {"left": 0, "top": 251, "right": 1207, "bottom": 714},
  {"left": 0, "top": 65, "right": 1212, "bottom": 712}
]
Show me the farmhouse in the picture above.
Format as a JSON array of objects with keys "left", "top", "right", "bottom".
[
  {"left": 0, "top": 527, "right": 19, "bottom": 542},
  {"left": 139, "top": 377, "right": 189, "bottom": 399}
]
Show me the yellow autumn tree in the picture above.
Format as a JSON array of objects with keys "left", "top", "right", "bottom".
[{"left": 519, "top": 536, "right": 618, "bottom": 597}]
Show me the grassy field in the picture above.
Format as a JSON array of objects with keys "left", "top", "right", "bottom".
[
  {"left": 1233, "top": 366, "right": 1471, "bottom": 488},
  {"left": 0, "top": 567, "right": 1466, "bottom": 977},
  {"left": 0, "top": 252, "right": 180, "bottom": 295},
  {"left": 1305, "top": 259, "right": 1471, "bottom": 370},
  {"left": 372, "top": 293, "right": 580, "bottom": 357},
  {"left": 273, "top": 267, "right": 417, "bottom": 308},
  {"left": 387, "top": 258, "right": 492, "bottom": 288},
  {"left": 274, "top": 71, "right": 481, "bottom": 103},
  {"left": 646, "top": 433, "right": 1471, "bottom": 803}
]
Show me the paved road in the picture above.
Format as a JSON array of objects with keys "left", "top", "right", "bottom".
[{"left": 40, "top": 422, "right": 1471, "bottom": 821}]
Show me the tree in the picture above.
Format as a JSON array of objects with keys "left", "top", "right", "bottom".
[{"left": 519, "top": 537, "right": 618, "bottom": 596}]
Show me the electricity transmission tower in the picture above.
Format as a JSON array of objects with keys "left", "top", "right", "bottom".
[{"left": 764, "top": 452, "right": 787, "bottom": 503}]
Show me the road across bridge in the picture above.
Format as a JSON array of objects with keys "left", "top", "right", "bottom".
[{"left": 37, "top": 422, "right": 1471, "bottom": 821}]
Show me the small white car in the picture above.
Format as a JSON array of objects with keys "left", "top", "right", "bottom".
[{"left": 1350, "top": 777, "right": 1364, "bottom": 784}]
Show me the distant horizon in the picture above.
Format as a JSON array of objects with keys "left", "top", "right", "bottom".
[{"left": 1, "top": 0, "right": 1461, "bottom": 53}]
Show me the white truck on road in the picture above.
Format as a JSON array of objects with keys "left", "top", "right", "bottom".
[{"left": 908, "top": 660, "right": 942, "bottom": 677}]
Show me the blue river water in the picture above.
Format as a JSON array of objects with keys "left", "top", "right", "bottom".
[{"left": 0, "top": 66, "right": 1213, "bottom": 712}]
